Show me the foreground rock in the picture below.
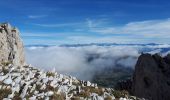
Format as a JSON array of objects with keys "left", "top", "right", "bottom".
[
  {"left": 132, "top": 53, "right": 170, "bottom": 100},
  {"left": 0, "top": 23, "right": 25, "bottom": 66},
  {"left": 0, "top": 64, "right": 140, "bottom": 100}
]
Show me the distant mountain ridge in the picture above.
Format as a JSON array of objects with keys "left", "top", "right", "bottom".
[
  {"left": 60, "top": 43, "right": 162, "bottom": 47},
  {"left": 25, "top": 43, "right": 167, "bottom": 47}
]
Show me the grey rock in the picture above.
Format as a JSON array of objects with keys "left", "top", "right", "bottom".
[
  {"left": 0, "top": 23, "right": 25, "bottom": 66},
  {"left": 132, "top": 53, "right": 170, "bottom": 100},
  {"left": 115, "top": 78, "right": 132, "bottom": 93}
]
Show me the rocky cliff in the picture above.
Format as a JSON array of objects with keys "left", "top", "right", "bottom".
[
  {"left": 0, "top": 23, "right": 25, "bottom": 66},
  {"left": 132, "top": 53, "right": 170, "bottom": 100}
]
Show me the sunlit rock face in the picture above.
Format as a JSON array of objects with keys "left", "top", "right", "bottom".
[
  {"left": 0, "top": 23, "right": 25, "bottom": 66},
  {"left": 132, "top": 53, "right": 170, "bottom": 100}
]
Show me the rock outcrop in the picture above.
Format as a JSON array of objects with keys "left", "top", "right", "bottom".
[
  {"left": 0, "top": 23, "right": 25, "bottom": 66},
  {"left": 132, "top": 53, "right": 170, "bottom": 100}
]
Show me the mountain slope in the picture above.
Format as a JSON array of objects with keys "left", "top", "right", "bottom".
[{"left": 0, "top": 64, "right": 118, "bottom": 100}]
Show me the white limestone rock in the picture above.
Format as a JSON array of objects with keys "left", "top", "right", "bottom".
[
  {"left": 0, "top": 23, "right": 25, "bottom": 66},
  {"left": 87, "top": 81, "right": 91, "bottom": 86},
  {"left": 3, "top": 75, "right": 12, "bottom": 85}
]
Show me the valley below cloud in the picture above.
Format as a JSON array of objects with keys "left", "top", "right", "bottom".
[{"left": 25, "top": 44, "right": 170, "bottom": 81}]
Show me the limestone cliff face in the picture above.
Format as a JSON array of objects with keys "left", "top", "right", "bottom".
[
  {"left": 0, "top": 23, "right": 25, "bottom": 66},
  {"left": 132, "top": 53, "right": 170, "bottom": 100}
]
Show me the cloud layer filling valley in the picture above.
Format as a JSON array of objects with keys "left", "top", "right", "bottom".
[{"left": 25, "top": 45, "right": 170, "bottom": 80}]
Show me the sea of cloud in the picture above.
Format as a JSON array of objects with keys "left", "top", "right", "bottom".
[{"left": 25, "top": 44, "right": 170, "bottom": 80}]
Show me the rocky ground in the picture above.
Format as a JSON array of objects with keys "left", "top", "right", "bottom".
[{"left": 0, "top": 62, "right": 143, "bottom": 100}]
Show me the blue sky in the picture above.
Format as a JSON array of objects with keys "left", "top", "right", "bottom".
[{"left": 0, "top": 0, "right": 170, "bottom": 45}]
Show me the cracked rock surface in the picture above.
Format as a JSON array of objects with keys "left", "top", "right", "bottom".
[{"left": 0, "top": 23, "right": 25, "bottom": 66}]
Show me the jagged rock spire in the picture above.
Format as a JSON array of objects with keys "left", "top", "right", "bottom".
[{"left": 132, "top": 53, "right": 170, "bottom": 100}]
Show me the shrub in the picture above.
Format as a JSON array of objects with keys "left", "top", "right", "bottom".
[
  {"left": 1, "top": 61, "right": 12, "bottom": 66},
  {"left": 105, "top": 96, "right": 112, "bottom": 100},
  {"left": 0, "top": 88, "right": 12, "bottom": 99},
  {"left": 46, "top": 72, "right": 55, "bottom": 77},
  {"left": 112, "top": 90, "right": 129, "bottom": 98},
  {"left": 83, "top": 86, "right": 104, "bottom": 96},
  {"left": 78, "top": 91, "right": 90, "bottom": 98},
  {"left": 71, "top": 96, "right": 81, "bottom": 100},
  {"left": 50, "top": 93, "right": 65, "bottom": 100}
]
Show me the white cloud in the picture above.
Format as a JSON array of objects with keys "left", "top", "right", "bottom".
[
  {"left": 21, "top": 32, "right": 65, "bottom": 37},
  {"left": 22, "top": 33, "right": 52, "bottom": 37},
  {"left": 89, "top": 18, "right": 170, "bottom": 38},
  {"left": 86, "top": 18, "right": 109, "bottom": 28},
  {"left": 25, "top": 46, "right": 140, "bottom": 80},
  {"left": 67, "top": 36, "right": 161, "bottom": 44},
  {"left": 28, "top": 15, "right": 48, "bottom": 19},
  {"left": 32, "top": 23, "right": 81, "bottom": 28},
  {"left": 23, "top": 38, "right": 73, "bottom": 46},
  {"left": 24, "top": 18, "right": 170, "bottom": 44},
  {"left": 25, "top": 44, "right": 170, "bottom": 80}
]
